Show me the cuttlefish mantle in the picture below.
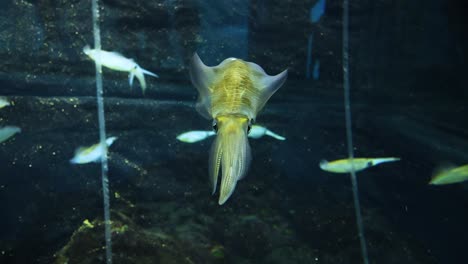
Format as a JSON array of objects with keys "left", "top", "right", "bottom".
[{"left": 189, "top": 53, "right": 287, "bottom": 205}]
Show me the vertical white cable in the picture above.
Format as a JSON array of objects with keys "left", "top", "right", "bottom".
[
  {"left": 342, "top": 0, "right": 370, "bottom": 263},
  {"left": 91, "top": 0, "right": 112, "bottom": 263}
]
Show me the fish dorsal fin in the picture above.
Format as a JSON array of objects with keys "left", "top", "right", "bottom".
[
  {"left": 189, "top": 53, "right": 217, "bottom": 119},
  {"left": 246, "top": 62, "right": 288, "bottom": 113}
]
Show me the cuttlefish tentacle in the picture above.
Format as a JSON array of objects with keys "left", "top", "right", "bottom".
[
  {"left": 209, "top": 133, "right": 222, "bottom": 195},
  {"left": 189, "top": 53, "right": 287, "bottom": 205},
  {"left": 210, "top": 115, "right": 252, "bottom": 204}
]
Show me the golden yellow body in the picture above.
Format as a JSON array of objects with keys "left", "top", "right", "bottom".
[{"left": 190, "top": 53, "right": 287, "bottom": 204}]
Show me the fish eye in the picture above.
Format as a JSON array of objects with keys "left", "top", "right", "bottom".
[{"left": 212, "top": 120, "right": 218, "bottom": 133}]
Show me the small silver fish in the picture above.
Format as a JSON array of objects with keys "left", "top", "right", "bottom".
[
  {"left": 176, "top": 130, "right": 216, "bottom": 143},
  {"left": 70, "top": 137, "right": 117, "bottom": 164},
  {"left": 0, "top": 126, "right": 21, "bottom": 143},
  {"left": 0, "top": 97, "right": 11, "bottom": 109},
  {"left": 319, "top": 157, "right": 400, "bottom": 173},
  {"left": 83, "top": 46, "right": 158, "bottom": 94},
  {"left": 248, "top": 125, "right": 286, "bottom": 140}
]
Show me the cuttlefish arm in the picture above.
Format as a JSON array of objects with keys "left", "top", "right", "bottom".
[
  {"left": 190, "top": 53, "right": 287, "bottom": 205},
  {"left": 209, "top": 116, "right": 252, "bottom": 204}
]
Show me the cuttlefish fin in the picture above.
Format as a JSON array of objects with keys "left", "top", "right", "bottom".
[
  {"left": 246, "top": 62, "right": 288, "bottom": 112},
  {"left": 189, "top": 53, "right": 216, "bottom": 119},
  {"left": 189, "top": 53, "right": 237, "bottom": 119}
]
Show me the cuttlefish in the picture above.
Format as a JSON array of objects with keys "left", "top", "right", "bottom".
[{"left": 189, "top": 53, "right": 287, "bottom": 205}]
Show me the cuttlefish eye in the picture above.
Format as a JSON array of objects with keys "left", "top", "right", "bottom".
[
  {"left": 212, "top": 120, "right": 218, "bottom": 133},
  {"left": 247, "top": 119, "right": 253, "bottom": 134}
]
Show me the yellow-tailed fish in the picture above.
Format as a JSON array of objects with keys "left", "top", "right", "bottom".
[
  {"left": 190, "top": 53, "right": 287, "bottom": 205},
  {"left": 0, "top": 126, "right": 21, "bottom": 143},
  {"left": 177, "top": 130, "right": 216, "bottom": 143},
  {"left": 70, "top": 137, "right": 117, "bottom": 164},
  {"left": 249, "top": 125, "right": 285, "bottom": 140},
  {"left": 319, "top": 157, "right": 400, "bottom": 173},
  {"left": 429, "top": 164, "right": 468, "bottom": 185},
  {"left": 0, "top": 97, "right": 10, "bottom": 109},
  {"left": 83, "top": 45, "right": 158, "bottom": 94}
]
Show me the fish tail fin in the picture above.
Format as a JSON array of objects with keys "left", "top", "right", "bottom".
[
  {"left": 105, "top": 136, "right": 118, "bottom": 147},
  {"left": 128, "top": 71, "right": 135, "bottom": 87},
  {"left": 265, "top": 129, "right": 286, "bottom": 140},
  {"left": 133, "top": 68, "right": 147, "bottom": 94},
  {"left": 141, "top": 68, "right": 159, "bottom": 78},
  {"left": 375, "top": 157, "right": 401, "bottom": 165}
]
